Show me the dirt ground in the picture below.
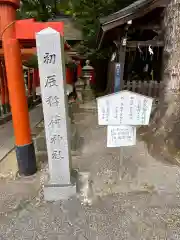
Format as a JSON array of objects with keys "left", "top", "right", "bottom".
[{"left": 0, "top": 101, "right": 180, "bottom": 239}]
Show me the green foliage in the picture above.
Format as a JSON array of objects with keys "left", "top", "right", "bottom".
[
  {"left": 18, "top": 0, "right": 137, "bottom": 59},
  {"left": 23, "top": 55, "right": 38, "bottom": 68},
  {"left": 17, "top": 0, "right": 69, "bottom": 21},
  {"left": 17, "top": 0, "right": 48, "bottom": 21},
  {"left": 70, "top": 0, "right": 136, "bottom": 59}
]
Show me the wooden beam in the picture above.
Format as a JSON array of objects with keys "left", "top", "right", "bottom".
[
  {"left": 0, "top": 48, "right": 36, "bottom": 56},
  {"left": 158, "top": 0, "right": 170, "bottom": 7},
  {"left": 102, "top": 1, "right": 167, "bottom": 32},
  {"left": 132, "top": 24, "right": 161, "bottom": 31},
  {"left": 0, "top": 48, "right": 69, "bottom": 56},
  {"left": 127, "top": 40, "right": 164, "bottom": 47}
]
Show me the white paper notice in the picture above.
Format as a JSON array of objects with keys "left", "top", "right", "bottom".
[
  {"left": 107, "top": 125, "right": 136, "bottom": 147},
  {"left": 97, "top": 91, "right": 153, "bottom": 126},
  {"left": 97, "top": 98, "right": 110, "bottom": 125}
]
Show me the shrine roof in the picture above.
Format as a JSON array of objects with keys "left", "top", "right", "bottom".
[{"left": 97, "top": 0, "right": 169, "bottom": 49}]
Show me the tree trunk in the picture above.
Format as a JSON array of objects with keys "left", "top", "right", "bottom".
[{"left": 140, "top": 0, "right": 180, "bottom": 165}]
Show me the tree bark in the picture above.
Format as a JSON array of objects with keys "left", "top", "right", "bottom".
[{"left": 140, "top": 0, "right": 180, "bottom": 165}]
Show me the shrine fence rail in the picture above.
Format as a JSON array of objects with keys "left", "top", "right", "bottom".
[{"left": 123, "top": 80, "right": 162, "bottom": 99}]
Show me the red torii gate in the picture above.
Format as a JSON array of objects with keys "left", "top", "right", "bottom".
[{"left": 0, "top": 0, "right": 66, "bottom": 176}]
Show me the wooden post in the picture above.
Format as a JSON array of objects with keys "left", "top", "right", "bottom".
[
  {"left": 116, "top": 23, "right": 131, "bottom": 92},
  {"left": 117, "top": 38, "right": 127, "bottom": 91},
  {"left": 32, "top": 69, "right": 37, "bottom": 101},
  {"left": 4, "top": 39, "right": 37, "bottom": 175},
  {"left": 0, "top": 0, "right": 37, "bottom": 176},
  {"left": 27, "top": 69, "right": 32, "bottom": 96},
  {"left": 0, "top": 61, "right": 6, "bottom": 114},
  {"left": 36, "top": 28, "right": 76, "bottom": 201},
  {"left": 3, "top": 63, "right": 10, "bottom": 113}
]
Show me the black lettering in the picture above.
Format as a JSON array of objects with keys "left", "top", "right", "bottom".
[
  {"left": 45, "top": 75, "right": 57, "bottom": 88},
  {"left": 44, "top": 53, "right": 56, "bottom": 64},
  {"left": 48, "top": 115, "right": 61, "bottom": 128},
  {"left": 52, "top": 150, "right": 64, "bottom": 160},
  {"left": 50, "top": 134, "right": 63, "bottom": 144},
  {"left": 46, "top": 96, "right": 60, "bottom": 107}
]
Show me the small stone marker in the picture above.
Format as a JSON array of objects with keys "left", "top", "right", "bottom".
[{"left": 36, "top": 27, "right": 76, "bottom": 201}]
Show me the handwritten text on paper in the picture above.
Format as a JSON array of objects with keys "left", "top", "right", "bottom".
[
  {"left": 107, "top": 125, "right": 136, "bottom": 147},
  {"left": 97, "top": 91, "right": 153, "bottom": 126}
]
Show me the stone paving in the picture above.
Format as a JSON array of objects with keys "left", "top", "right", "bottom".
[
  {"left": 0, "top": 104, "right": 43, "bottom": 162},
  {"left": 1, "top": 101, "right": 180, "bottom": 239}
]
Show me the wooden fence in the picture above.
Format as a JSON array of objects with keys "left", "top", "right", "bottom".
[
  {"left": 0, "top": 66, "right": 40, "bottom": 121},
  {"left": 123, "top": 80, "right": 162, "bottom": 98}
]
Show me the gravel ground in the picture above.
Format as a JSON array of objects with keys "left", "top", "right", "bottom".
[
  {"left": 1, "top": 101, "right": 180, "bottom": 239},
  {"left": 1, "top": 192, "right": 180, "bottom": 239}
]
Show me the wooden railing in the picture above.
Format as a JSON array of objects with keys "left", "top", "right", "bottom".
[{"left": 123, "top": 80, "right": 162, "bottom": 98}]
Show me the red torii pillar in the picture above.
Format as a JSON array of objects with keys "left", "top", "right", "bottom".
[{"left": 0, "top": 0, "right": 37, "bottom": 175}]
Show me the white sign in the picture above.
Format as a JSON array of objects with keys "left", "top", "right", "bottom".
[
  {"left": 107, "top": 125, "right": 136, "bottom": 147},
  {"left": 97, "top": 91, "right": 153, "bottom": 126},
  {"left": 36, "top": 28, "right": 71, "bottom": 185}
]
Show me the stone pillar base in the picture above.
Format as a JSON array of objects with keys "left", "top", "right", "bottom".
[
  {"left": 44, "top": 171, "right": 77, "bottom": 201},
  {"left": 83, "top": 89, "right": 95, "bottom": 102},
  {"left": 44, "top": 182, "right": 76, "bottom": 201},
  {"left": 76, "top": 91, "right": 84, "bottom": 103},
  {"left": 75, "top": 79, "right": 85, "bottom": 103}
]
